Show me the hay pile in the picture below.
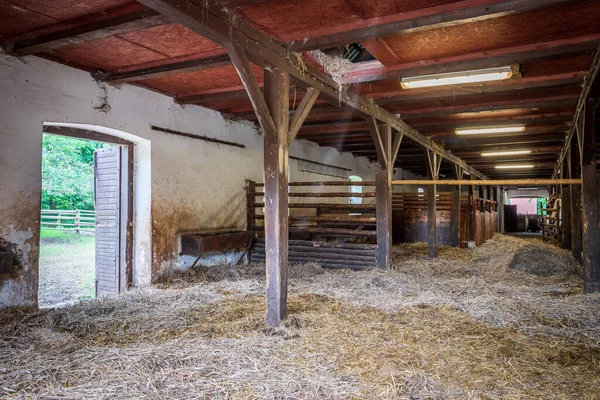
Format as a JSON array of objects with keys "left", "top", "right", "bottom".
[
  {"left": 1, "top": 235, "right": 599, "bottom": 399},
  {"left": 472, "top": 234, "right": 581, "bottom": 277}
]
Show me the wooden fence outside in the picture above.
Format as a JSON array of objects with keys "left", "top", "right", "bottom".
[{"left": 40, "top": 209, "right": 96, "bottom": 233}]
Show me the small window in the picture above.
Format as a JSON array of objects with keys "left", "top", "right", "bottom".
[{"left": 349, "top": 175, "right": 362, "bottom": 205}]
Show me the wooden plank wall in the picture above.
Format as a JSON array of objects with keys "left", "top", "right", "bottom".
[{"left": 392, "top": 192, "right": 498, "bottom": 246}]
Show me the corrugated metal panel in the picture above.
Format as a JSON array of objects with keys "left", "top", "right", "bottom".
[{"left": 94, "top": 147, "right": 122, "bottom": 297}]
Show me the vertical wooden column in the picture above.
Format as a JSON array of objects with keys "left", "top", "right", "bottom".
[
  {"left": 498, "top": 186, "right": 504, "bottom": 233},
  {"left": 376, "top": 124, "right": 392, "bottom": 268},
  {"left": 427, "top": 180, "right": 437, "bottom": 257},
  {"left": 468, "top": 178, "right": 475, "bottom": 242},
  {"left": 451, "top": 165, "right": 463, "bottom": 247},
  {"left": 263, "top": 68, "right": 290, "bottom": 325},
  {"left": 245, "top": 179, "right": 256, "bottom": 264},
  {"left": 481, "top": 186, "right": 488, "bottom": 239},
  {"left": 570, "top": 135, "right": 583, "bottom": 260},
  {"left": 580, "top": 98, "right": 599, "bottom": 293},
  {"left": 560, "top": 156, "right": 572, "bottom": 249},
  {"left": 425, "top": 150, "right": 441, "bottom": 258}
]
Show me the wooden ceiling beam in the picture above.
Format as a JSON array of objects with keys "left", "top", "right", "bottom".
[
  {"left": 424, "top": 123, "right": 570, "bottom": 138},
  {"left": 288, "top": 0, "right": 574, "bottom": 51},
  {"left": 94, "top": 53, "right": 231, "bottom": 84},
  {"left": 2, "top": 3, "right": 169, "bottom": 56},
  {"left": 396, "top": 98, "right": 579, "bottom": 119},
  {"left": 373, "top": 75, "right": 584, "bottom": 105},
  {"left": 343, "top": 34, "right": 600, "bottom": 84},
  {"left": 444, "top": 133, "right": 565, "bottom": 148},
  {"left": 138, "top": 0, "right": 487, "bottom": 179},
  {"left": 409, "top": 114, "right": 573, "bottom": 130},
  {"left": 389, "top": 85, "right": 582, "bottom": 114}
]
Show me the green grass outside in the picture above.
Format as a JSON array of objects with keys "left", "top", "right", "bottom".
[{"left": 39, "top": 228, "right": 96, "bottom": 307}]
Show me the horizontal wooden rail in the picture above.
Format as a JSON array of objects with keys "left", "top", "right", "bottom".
[
  {"left": 254, "top": 226, "right": 376, "bottom": 237},
  {"left": 254, "top": 192, "right": 376, "bottom": 197},
  {"left": 254, "top": 215, "right": 377, "bottom": 224},
  {"left": 253, "top": 203, "right": 376, "bottom": 209},
  {"left": 255, "top": 181, "right": 376, "bottom": 187},
  {"left": 392, "top": 179, "right": 581, "bottom": 186},
  {"left": 41, "top": 209, "right": 96, "bottom": 233}
]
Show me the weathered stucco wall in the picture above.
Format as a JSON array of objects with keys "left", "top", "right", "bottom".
[{"left": 0, "top": 54, "right": 398, "bottom": 307}]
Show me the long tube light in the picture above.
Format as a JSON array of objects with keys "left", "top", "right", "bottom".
[
  {"left": 456, "top": 124, "right": 525, "bottom": 135},
  {"left": 495, "top": 165, "right": 534, "bottom": 169},
  {"left": 401, "top": 65, "right": 518, "bottom": 89},
  {"left": 481, "top": 149, "right": 532, "bottom": 157}
]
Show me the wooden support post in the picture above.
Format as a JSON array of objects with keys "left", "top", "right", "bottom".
[
  {"left": 498, "top": 186, "right": 505, "bottom": 233},
  {"left": 481, "top": 185, "right": 488, "bottom": 240},
  {"left": 263, "top": 68, "right": 290, "bottom": 324},
  {"left": 245, "top": 179, "right": 256, "bottom": 264},
  {"left": 560, "top": 156, "right": 572, "bottom": 249},
  {"left": 426, "top": 150, "right": 442, "bottom": 257},
  {"left": 451, "top": 165, "right": 463, "bottom": 247},
  {"left": 375, "top": 125, "right": 393, "bottom": 268},
  {"left": 569, "top": 135, "right": 582, "bottom": 260},
  {"left": 468, "top": 178, "right": 475, "bottom": 242},
  {"left": 580, "top": 98, "right": 599, "bottom": 293}
]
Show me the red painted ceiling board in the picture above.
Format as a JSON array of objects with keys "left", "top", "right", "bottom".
[
  {"left": 234, "top": 0, "right": 362, "bottom": 41},
  {"left": 345, "top": 0, "right": 460, "bottom": 19},
  {"left": 10, "top": 0, "right": 134, "bottom": 21},
  {"left": 139, "top": 64, "right": 264, "bottom": 96},
  {"left": 55, "top": 36, "right": 166, "bottom": 69},
  {"left": 523, "top": 53, "right": 595, "bottom": 79},
  {"left": 362, "top": 1, "right": 600, "bottom": 66},
  {"left": 0, "top": 0, "right": 58, "bottom": 38},
  {"left": 120, "top": 23, "right": 224, "bottom": 58}
]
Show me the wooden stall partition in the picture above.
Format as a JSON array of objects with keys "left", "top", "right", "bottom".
[
  {"left": 249, "top": 180, "right": 378, "bottom": 269},
  {"left": 391, "top": 192, "right": 453, "bottom": 245}
]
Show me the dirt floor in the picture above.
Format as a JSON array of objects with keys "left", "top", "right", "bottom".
[
  {"left": 2, "top": 234, "right": 600, "bottom": 399},
  {"left": 38, "top": 229, "right": 95, "bottom": 308}
]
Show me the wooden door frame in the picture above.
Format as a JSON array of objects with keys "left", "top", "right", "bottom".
[{"left": 43, "top": 125, "right": 134, "bottom": 292}]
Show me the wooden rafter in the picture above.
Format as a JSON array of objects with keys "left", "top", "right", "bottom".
[
  {"left": 225, "top": 42, "right": 276, "bottom": 139},
  {"left": 94, "top": 54, "right": 231, "bottom": 84},
  {"left": 288, "top": 88, "right": 320, "bottom": 144},
  {"left": 390, "top": 132, "right": 404, "bottom": 167},
  {"left": 425, "top": 149, "right": 443, "bottom": 180},
  {"left": 367, "top": 118, "right": 388, "bottom": 169},
  {"left": 3, "top": 3, "right": 168, "bottom": 56},
  {"left": 343, "top": 34, "right": 600, "bottom": 84},
  {"left": 288, "top": 0, "right": 575, "bottom": 51},
  {"left": 138, "top": 0, "right": 487, "bottom": 179}
]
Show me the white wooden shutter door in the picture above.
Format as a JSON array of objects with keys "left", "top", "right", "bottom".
[{"left": 94, "top": 147, "right": 122, "bottom": 297}]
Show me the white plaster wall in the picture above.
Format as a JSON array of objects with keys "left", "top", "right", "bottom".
[{"left": 0, "top": 55, "right": 395, "bottom": 307}]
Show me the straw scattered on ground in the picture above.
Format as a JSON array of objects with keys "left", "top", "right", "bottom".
[{"left": 1, "top": 235, "right": 599, "bottom": 399}]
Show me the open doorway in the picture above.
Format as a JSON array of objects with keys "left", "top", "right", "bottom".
[{"left": 38, "top": 127, "right": 133, "bottom": 308}]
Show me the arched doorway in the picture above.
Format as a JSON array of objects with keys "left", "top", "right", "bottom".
[{"left": 38, "top": 123, "right": 152, "bottom": 307}]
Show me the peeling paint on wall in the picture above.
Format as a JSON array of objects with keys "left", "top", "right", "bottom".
[{"left": 0, "top": 54, "right": 415, "bottom": 308}]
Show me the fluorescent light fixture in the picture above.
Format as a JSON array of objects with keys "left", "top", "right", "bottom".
[
  {"left": 481, "top": 149, "right": 532, "bottom": 157},
  {"left": 401, "top": 65, "right": 518, "bottom": 89},
  {"left": 456, "top": 124, "right": 525, "bottom": 135},
  {"left": 495, "top": 164, "right": 534, "bottom": 169},
  {"left": 517, "top": 187, "right": 540, "bottom": 190}
]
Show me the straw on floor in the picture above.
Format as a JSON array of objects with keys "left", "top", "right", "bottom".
[{"left": 1, "top": 234, "right": 599, "bottom": 399}]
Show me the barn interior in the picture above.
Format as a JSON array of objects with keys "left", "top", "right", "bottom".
[{"left": 1, "top": 0, "right": 600, "bottom": 398}]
